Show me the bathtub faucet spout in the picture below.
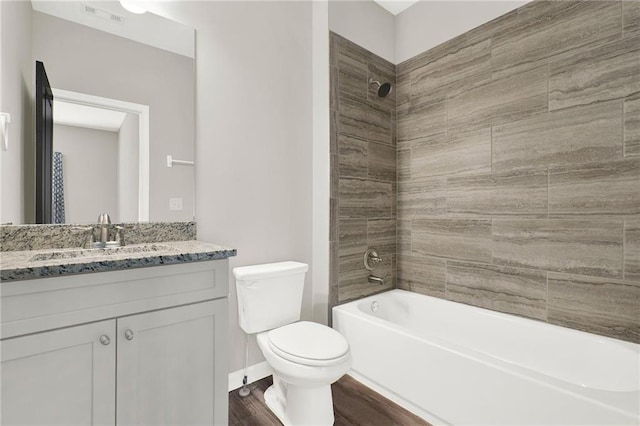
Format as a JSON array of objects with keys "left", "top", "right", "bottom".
[{"left": 368, "top": 275, "right": 384, "bottom": 285}]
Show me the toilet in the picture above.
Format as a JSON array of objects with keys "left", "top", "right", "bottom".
[{"left": 233, "top": 261, "right": 351, "bottom": 426}]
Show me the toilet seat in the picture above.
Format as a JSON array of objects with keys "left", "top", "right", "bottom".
[{"left": 267, "top": 321, "right": 350, "bottom": 367}]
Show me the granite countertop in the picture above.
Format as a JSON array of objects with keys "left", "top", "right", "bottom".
[{"left": 0, "top": 240, "right": 237, "bottom": 282}]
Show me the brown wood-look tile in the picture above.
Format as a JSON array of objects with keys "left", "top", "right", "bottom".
[
  {"left": 492, "top": 100, "right": 623, "bottom": 172},
  {"left": 549, "top": 35, "right": 640, "bottom": 111},
  {"left": 338, "top": 218, "right": 367, "bottom": 256},
  {"left": 395, "top": 68, "right": 412, "bottom": 113},
  {"left": 339, "top": 96, "right": 392, "bottom": 146},
  {"left": 373, "top": 253, "right": 396, "bottom": 290},
  {"left": 624, "top": 0, "right": 640, "bottom": 37},
  {"left": 492, "top": 1, "right": 621, "bottom": 76},
  {"left": 548, "top": 273, "right": 640, "bottom": 344},
  {"left": 368, "top": 218, "right": 396, "bottom": 255},
  {"left": 397, "top": 145, "right": 410, "bottom": 181},
  {"left": 330, "top": 109, "right": 339, "bottom": 154},
  {"left": 338, "top": 178, "right": 393, "bottom": 218},
  {"left": 397, "top": 219, "right": 411, "bottom": 254},
  {"left": 465, "top": 8, "right": 520, "bottom": 45},
  {"left": 338, "top": 134, "right": 368, "bottom": 178},
  {"left": 447, "top": 170, "right": 547, "bottom": 217},
  {"left": 412, "top": 218, "right": 492, "bottom": 263},
  {"left": 395, "top": 34, "right": 459, "bottom": 79},
  {"left": 338, "top": 56, "right": 367, "bottom": 103},
  {"left": 446, "top": 65, "right": 548, "bottom": 129},
  {"left": 397, "top": 252, "right": 446, "bottom": 297},
  {"left": 331, "top": 66, "right": 339, "bottom": 111},
  {"left": 368, "top": 141, "right": 396, "bottom": 182},
  {"left": 333, "top": 375, "right": 430, "bottom": 426},
  {"left": 330, "top": 240, "right": 339, "bottom": 308},
  {"left": 338, "top": 252, "right": 372, "bottom": 302},
  {"left": 331, "top": 153, "right": 339, "bottom": 198},
  {"left": 339, "top": 253, "right": 393, "bottom": 302},
  {"left": 330, "top": 198, "right": 339, "bottom": 242},
  {"left": 410, "top": 37, "right": 491, "bottom": 105},
  {"left": 390, "top": 181, "right": 397, "bottom": 218},
  {"left": 493, "top": 219, "right": 624, "bottom": 279},
  {"left": 625, "top": 218, "right": 640, "bottom": 282},
  {"left": 446, "top": 261, "right": 547, "bottom": 320},
  {"left": 624, "top": 94, "right": 640, "bottom": 156},
  {"left": 398, "top": 177, "right": 447, "bottom": 220},
  {"left": 548, "top": 159, "right": 640, "bottom": 216},
  {"left": 329, "top": 32, "right": 338, "bottom": 67},
  {"left": 397, "top": 100, "right": 446, "bottom": 147},
  {"left": 411, "top": 128, "right": 491, "bottom": 179}
]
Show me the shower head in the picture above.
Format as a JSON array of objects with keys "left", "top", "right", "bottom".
[{"left": 369, "top": 78, "right": 393, "bottom": 98}]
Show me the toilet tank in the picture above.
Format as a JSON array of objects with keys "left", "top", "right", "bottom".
[{"left": 233, "top": 261, "right": 309, "bottom": 334}]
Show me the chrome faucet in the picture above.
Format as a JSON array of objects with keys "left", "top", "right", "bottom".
[{"left": 97, "top": 213, "right": 112, "bottom": 243}]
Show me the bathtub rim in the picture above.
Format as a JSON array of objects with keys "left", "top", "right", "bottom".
[{"left": 332, "top": 289, "right": 640, "bottom": 420}]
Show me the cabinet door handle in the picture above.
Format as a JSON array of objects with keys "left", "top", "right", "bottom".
[
  {"left": 124, "top": 329, "right": 135, "bottom": 341},
  {"left": 99, "top": 335, "right": 111, "bottom": 345}
]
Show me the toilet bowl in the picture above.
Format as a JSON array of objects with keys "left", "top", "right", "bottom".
[
  {"left": 257, "top": 321, "right": 351, "bottom": 425},
  {"left": 233, "top": 262, "right": 352, "bottom": 426}
]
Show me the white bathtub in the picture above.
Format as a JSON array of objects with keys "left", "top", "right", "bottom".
[{"left": 332, "top": 289, "right": 640, "bottom": 426}]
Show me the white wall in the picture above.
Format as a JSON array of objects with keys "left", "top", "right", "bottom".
[
  {"left": 312, "top": 1, "right": 331, "bottom": 325},
  {"left": 395, "top": 1, "right": 527, "bottom": 63},
  {"left": 0, "top": 0, "right": 33, "bottom": 224},
  {"left": 328, "top": 0, "right": 395, "bottom": 63},
  {"left": 53, "top": 124, "right": 119, "bottom": 223},
  {"left": 31, "top": 10, "right": 195, "bottom": 223},
  {"left": 118, "top": 113, "right": 139, "bottom": 223},
  {"left": 147, "top": 1, "right": 315, "bottom": 373}
]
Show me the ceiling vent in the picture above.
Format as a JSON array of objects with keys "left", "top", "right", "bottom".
[{"left": 82, "top": 4, "right": 124, "bottom": 24}]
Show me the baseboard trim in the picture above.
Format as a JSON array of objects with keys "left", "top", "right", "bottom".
[{"left": 228, "top": 361, "right": 273, "bottom": 392}]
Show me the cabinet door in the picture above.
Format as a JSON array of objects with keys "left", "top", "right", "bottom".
[
  {"left": 1, "top": 320, "right": 116, "bottom": 425},
  {"left": 116, "top": 299, "right": 228, "bottom": 425}
]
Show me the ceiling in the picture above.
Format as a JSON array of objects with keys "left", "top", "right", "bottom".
[
  {"left": 31, "top": 1, "right": 194, "bottom": 58},
  {"left": 373, "top": 0, "right": 420, "bottom": 15}
]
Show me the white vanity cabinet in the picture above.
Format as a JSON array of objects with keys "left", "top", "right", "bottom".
[
  {"left": 1, "top": 259, "right": 229, "bottom": 425},
  {"left": 1, "top": 320, "right": 117, "bottom": 425}
]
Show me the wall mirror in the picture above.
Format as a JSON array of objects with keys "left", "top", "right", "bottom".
[{"left": 30, "top": 0, "right": 195, "bottom": 224}]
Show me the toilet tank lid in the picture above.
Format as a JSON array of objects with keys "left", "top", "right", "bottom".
[{"left": 233, "top": 261, "right": 309, "bottom": 281}]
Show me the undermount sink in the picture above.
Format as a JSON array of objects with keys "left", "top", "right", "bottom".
[{"left": 29, "top": 244, "right": 174, "bottom": 262}]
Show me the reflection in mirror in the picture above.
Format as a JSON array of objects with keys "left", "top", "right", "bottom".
[
  {"left": 25, "top": 1, "right": 195, "bottom": 224},
  {"left": 51, "top": 89, "right": 149, "bottom": 224}
]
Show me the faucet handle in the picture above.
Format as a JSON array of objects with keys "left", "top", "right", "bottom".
[
  {"left": 114, "top": 225, "right": 126, "bottom": 246},
  {"left": 364, "top": 248, "right": 384, "bottom": 271},
  {"left": 97, "top": 213, "right": 112, "bottom": 225}
]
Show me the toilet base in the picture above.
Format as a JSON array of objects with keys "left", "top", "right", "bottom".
[{"left": 263, "top": 375, "right": 335, "bottom": 426}]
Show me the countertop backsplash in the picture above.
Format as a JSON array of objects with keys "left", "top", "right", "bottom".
[{"left": 0, "top": 222, "right": 197, "bottom": 252}]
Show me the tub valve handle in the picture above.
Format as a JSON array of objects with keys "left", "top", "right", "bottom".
[{"left": 364, "top": 248, "right": 383, "bottom": 271}]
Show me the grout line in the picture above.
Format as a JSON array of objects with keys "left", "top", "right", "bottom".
[
  {"left": 545, "top": 272, "right": 549, "bottom": 322},
  {"left": 547, "top": 62, "right": 550, "bottom": 112},
  {"left": 547, "top": 168, "right": 550, "bottom": 218},
  {"left": 490, "top": 125, "right": 494, "bottom": 172},
  {"left": 622, "top": 218, "right": 626, "bottom": 281},
  {"left": 622, "top": 98, "right": 626, "bottom": 157},
  {"left": 621, "top": 0, "right": 624, "bottom": 39}
]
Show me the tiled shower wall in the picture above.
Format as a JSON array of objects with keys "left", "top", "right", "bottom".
[
  {"left": 329, "top": 33, "right": 397, "bottom": 306},
  {"left": 396, "top": 0, "right": 640, "bottom": 343}
]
